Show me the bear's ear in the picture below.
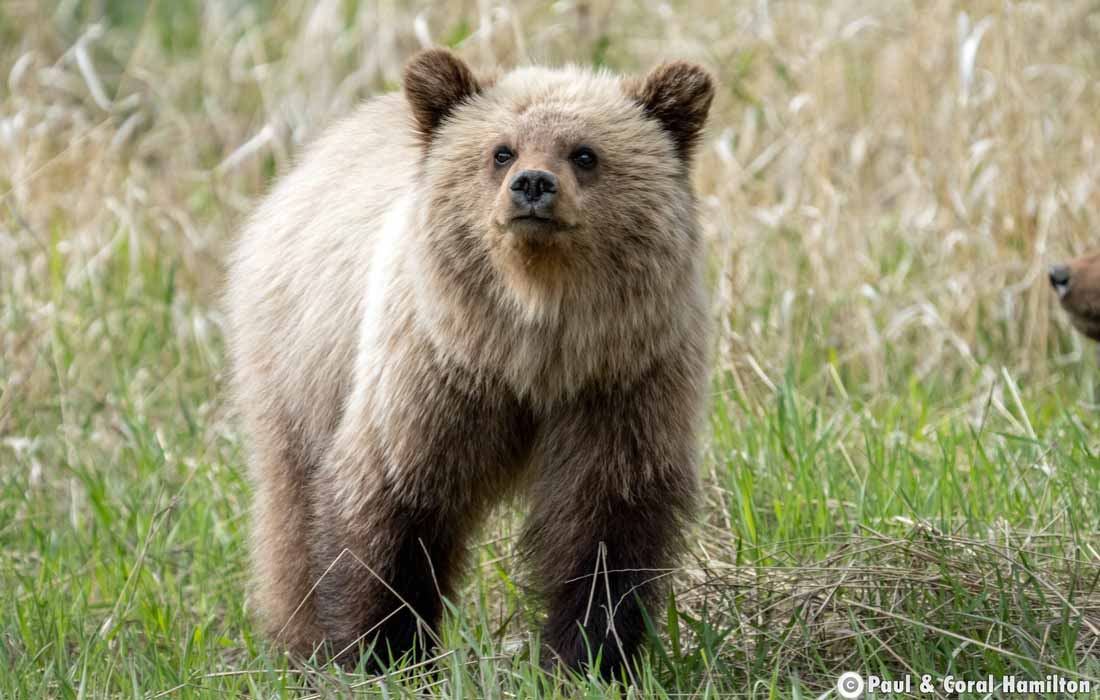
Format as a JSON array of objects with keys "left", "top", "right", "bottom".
[
  {"left": 626, "top": 62, "right": 714, "bottom": 162},
  {"left": 404, "top": 49, "right": 482, "bottom": 145}
]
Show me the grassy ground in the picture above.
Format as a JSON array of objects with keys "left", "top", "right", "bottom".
[{"left": 2, "top": 0, "right": 1100, "bottom": 697}]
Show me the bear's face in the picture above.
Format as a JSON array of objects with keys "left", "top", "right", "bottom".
[
  {"left": 403, "top": 51, "right": 713, "bottom": 318},
  {"left": 1051, "top": 252, "right": 1100, "bottom": 341}
]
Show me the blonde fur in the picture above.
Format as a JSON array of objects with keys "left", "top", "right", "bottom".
[{"left": 226, "top": 50, "right": 714, "bottom": 675}]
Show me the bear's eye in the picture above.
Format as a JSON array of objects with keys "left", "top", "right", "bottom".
[
  {"left": 493, "top": 146, "right": 514, "bottom": 166},
  {"left": 570, "top": 147, "right": 598, "bottom": 170}
]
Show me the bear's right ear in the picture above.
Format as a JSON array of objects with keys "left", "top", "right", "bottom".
[{"left": 404, "top": 49, "right": 482, "bottom": 145}]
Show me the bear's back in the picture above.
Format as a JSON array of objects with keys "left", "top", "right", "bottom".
[{"left": 226, "top": 93, "right": 418, "bottom": 461}]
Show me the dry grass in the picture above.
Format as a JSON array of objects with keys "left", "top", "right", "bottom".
[
  {"left": 3, "top": 1, "right": 1100, "bottom": 697},
  {"left": 6, "top": 1, "right": 1100, "bottom": 401},
  {"left": 5, "top": 1, "right": 1100, "bottom": 359}
]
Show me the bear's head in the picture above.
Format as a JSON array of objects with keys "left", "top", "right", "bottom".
[
  {"left": 1051, "top": 252, "right": 1100, "bottom": 341},
  {"left": 402, "top": 49, "right": 713, "bottom": 319}
]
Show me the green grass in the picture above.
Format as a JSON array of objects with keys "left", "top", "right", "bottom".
[
  {"left": 3, "top": 0, "right": 1100, "bottom": 698},
  {"left": 3, "top": 238, "right": 1098, "bottom": 697}
]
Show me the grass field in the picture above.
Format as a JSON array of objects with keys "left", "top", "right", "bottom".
[{"left": 3, "top": 1, "right": 1100, "bottom": 697}]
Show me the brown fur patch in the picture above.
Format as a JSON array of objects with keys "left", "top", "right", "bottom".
[
  {"left": 1053, "top": 251, "right": 1100, "bottom": 341},
  {"left": 404, "top": 49, "right": 481, "bottom": 144},
  {"left": 625, "top": 61, "right": 715, "bottom": 162}
]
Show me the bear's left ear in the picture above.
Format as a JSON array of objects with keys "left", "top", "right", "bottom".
[
  {"left": 404, "top": 49, "right": 482, "bottom": 145},
  {"left": 626, "top": 62, "right": 715, "bottom": 162}
]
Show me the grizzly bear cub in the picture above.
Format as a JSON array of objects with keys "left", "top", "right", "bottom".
[
  {"left": 1051, "top": 253, "right": 1100, "bottom": 341},
  {"left": 226, "top": 49, "right": 714, "bottom": 676}
]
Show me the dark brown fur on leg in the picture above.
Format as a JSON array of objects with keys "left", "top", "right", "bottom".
[
  {"left": 307, "top": 353, "right": 536, "bottom": 669},
  {"left": 308, "top": 490, "right": 468, "bottom": 668},
  {"left": 533, "top": 489, "right": 691, "bottom": 677},
  {"left": 522, "top": 351, "right": 703, "bottom": 678}
]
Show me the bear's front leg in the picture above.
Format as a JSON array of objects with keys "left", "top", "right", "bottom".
[
  {"left": 308, "top": 473, "right": 468, "bottom": 668},
  {"left": 307, "top": 359, "right": 534, "bottom": 669},
  {"left": 522, "top": 354, "right": 704, "bottom": 678}
]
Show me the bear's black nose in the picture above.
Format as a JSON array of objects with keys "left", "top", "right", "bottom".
[
  {"left": 509, "top": 169, "right": 558, "bottom": 209},
  {"left": 1049, "top": 264, "right": 1071, "bottom": 294}
]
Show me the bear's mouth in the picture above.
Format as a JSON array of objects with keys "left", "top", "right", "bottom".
[
  {"left": 507, "top": 214, "right": 570, "bottom": 234},
  {"left": 1071, "top": 316, "right": 1100, "bottom": 342}
]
